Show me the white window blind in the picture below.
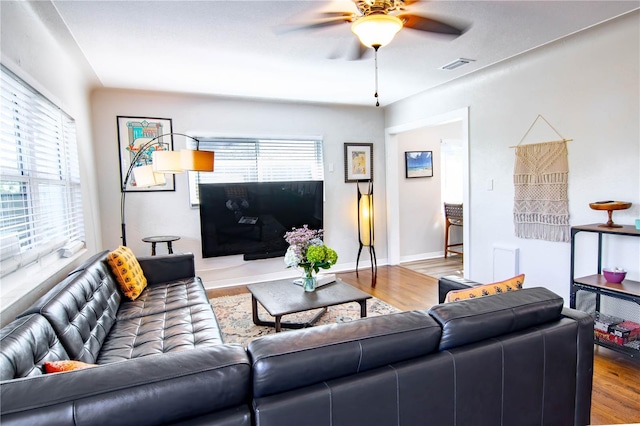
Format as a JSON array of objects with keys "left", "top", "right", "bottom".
[
  {"left": 0, "top": 66, "right": 85, "bottom": 277},
  {"left": 187, "top": 137, "right": 324, "bottom": 206}
]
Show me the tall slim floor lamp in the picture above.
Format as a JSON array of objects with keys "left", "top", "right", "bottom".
[
  {"left": 120, "top": 132, "right": 214, "bottom": 246},
  {"left": 356, "top": 180, "right": 377, "bottom": 287}
]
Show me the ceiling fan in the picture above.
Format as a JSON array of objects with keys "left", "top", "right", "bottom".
[
  {"left": 283, "top": 0, "right": 468, "bottom": 106},
  {"left": 288, "top": 0, "right": 468, "bottom": 60}
]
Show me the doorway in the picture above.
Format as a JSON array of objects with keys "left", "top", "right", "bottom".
[{"left": 384, "top": 107, "right": 470, "bottom": 277}]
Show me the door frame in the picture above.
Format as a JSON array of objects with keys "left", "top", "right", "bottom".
[{"left": 384, "top": 107, "right": 470, "bottom": 276}]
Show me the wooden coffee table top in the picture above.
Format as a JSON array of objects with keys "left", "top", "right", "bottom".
[{"left": 247, "top": 278, "right": 371, "bottom": 317}]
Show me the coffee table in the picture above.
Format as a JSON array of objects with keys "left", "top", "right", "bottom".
[{"left": 247, "top": 278, "right": 372, "bottom": 332}]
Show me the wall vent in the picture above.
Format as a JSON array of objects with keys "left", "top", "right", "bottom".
[{"left": 440, "top": 58, "right": 475, "bottom": 71}]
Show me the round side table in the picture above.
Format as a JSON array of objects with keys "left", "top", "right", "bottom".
[{"left": 142, "top": 235, "right": 180, "bottom": 256}]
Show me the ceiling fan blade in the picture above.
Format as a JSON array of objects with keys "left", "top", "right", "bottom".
[
  {"left": 398, "top": 13, "right": 467, "bottom": 36},
  {"left": 276, "top": 16, "right": 351, "bottom": 34},
  {"left": 317, "top": 11, "right": 356, "bottom": 19}
]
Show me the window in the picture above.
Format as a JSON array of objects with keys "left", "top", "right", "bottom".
[
  {"left": 0, "top": 66, "right": 85, "bottom": 278},
  {"left": 187, "top": 137, "right": 324, "bottom": 206}
]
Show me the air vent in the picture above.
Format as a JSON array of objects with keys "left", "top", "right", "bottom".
[{"left": 440, "top": 58, "right": 475, "bottom": 71}]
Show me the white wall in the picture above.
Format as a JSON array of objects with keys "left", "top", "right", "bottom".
[
  {"left": 90, "top": 89, "right": 386, "bottom": 288},
  {"left": 0, "top": 1, "right": 101, "bottom": 322},
  {"left": 397, "top": 122, "right": 463, "bottom": 261},
  {"left": 385, "top": 12, "right": 640, "bottom": 302}
]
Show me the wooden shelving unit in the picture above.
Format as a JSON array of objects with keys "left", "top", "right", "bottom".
[{"left": 570, "top": 224, "right": 640, "bottom": 360}]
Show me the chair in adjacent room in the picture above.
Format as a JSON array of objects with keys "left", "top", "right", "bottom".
[{"left": 444, "top": 203, "right": 463, "bottom": 258}]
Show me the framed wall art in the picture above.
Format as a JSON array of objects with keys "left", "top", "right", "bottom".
[
  {"left": 405, "top": 151, "right": 433, "bottom": 178},
  {"left": 117, "top": 116, "right": 175, "bottom": 192},
  {"left": 344, "top": 142, "right": 373, "bottom": 182}
]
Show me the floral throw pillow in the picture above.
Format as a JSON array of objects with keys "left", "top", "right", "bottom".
[
  {"left": 445, "top": 274, "right": 525, "bottom": 303},
  {"left": 107, "top": 246, "right": 148, "bottom": 300}
]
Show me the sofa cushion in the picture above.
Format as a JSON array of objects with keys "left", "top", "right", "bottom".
[
  {"left": 248, "top": 310, "right": 441, "bottom": 398},
  {"left": 429, "top": 287, "right": 564, "bottom": 350},
  {"left": 0, "top": 315, "right": 69, "bottom": 380},
  {"left": 444, "top": 274, "right": 525, "bottom": 302},
  {"left": 137, "top": 253, "right": 196, "bottom": 286},
  {"left": 44, "top": 360, "right": 96, "bottom": 373},
  {"left": 38, "top": 261, "right": 121, "bottom": 364},
  {"left": 97, "top": 303, "right": 224, "bottom": 364},
  {"left": 107, "top": 246, "right": 147, "bottom": 300},
  {"left": 116, "top": 277, "right": 210, "bottom": 320},
  {"left": 0, "top": 346, "right": 252, "bottom": 426}
]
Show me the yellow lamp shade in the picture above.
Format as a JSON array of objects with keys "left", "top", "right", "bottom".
[
  {"left": 351, "top": 14, "right": 403, "bottom": 48},
  {"left": 181, "top": 149, "right": 214, "bottom": 172},
  {"left": 359, "top": 193, "right": 373, "bottom": 246},
  {"left": 132, "top": 165, "right": 166, "bottom": 187},
  {"left": 152, "top": 151, "right": 183, "bottom": 173}
]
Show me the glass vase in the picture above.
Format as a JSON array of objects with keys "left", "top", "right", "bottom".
[{"left": 301, "top": 270, "right": 317, "bottom": 292}]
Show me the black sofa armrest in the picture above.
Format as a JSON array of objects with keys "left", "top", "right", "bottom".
[
  {"left": 438, "top": 275, "right": 481, "bottom": 303},
  {"left": 0, "top": 345, "right": 251, "bottom": 426},
  {"left": 561, "top": 307, "right": 595, "bottom": 426},
  {"left": 138, "top": 253, "right": 196, "bottom": 285}
]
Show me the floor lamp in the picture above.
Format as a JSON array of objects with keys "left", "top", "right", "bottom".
[
  {"left": 356, "top": 180, "right": 377, "bottom": 287},
  {"left": 120, "top": 132, "right": 214, "bottom": 246}
]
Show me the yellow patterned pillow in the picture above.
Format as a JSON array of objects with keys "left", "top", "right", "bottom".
[
  {"left": 107, "top": 246, "right": 147, "bottom": 300},
  {"left": 445, "top": 274, "right": 525, "bottom": 303}
]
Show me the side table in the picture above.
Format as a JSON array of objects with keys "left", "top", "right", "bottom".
[{"left": 142, "top": 235, "right": 180, "bottom": 256}]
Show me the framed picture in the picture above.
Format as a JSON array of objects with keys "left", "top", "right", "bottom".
[
  {"left": 117, "top": 116, "right": 175, "bottom": 192},
  {"left": 344, "top": 143, "right": 373, "bottom": 182},
  {"left": 405, "top": 151, "right": 433, "bottom": 178}
]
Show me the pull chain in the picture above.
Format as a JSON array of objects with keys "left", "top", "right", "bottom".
[{"left": 374, "top": 45, "right": 380, "bottom": 107}]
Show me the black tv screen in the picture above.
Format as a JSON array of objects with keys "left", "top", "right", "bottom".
[{"left": 199, "top": 181, "right": 323, "bottom": 260}]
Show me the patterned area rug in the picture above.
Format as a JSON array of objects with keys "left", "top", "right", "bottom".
[{"left": 211, "top": 293, "right": 401, "bottom": 347}]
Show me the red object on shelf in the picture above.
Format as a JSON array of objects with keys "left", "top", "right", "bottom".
[
  {"left": 612, "top": 320, "right": 640, "bottom": 341},
  {"left": 594, "top": 329, "right": 628, "bottom": 346}
]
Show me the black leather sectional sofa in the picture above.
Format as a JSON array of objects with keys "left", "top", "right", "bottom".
[{"left": 0, "top": 251, "right": 594, "bottom": 425}]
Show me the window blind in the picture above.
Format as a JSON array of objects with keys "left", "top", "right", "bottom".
[
  {"left": 0, "top": 66, "right": 85, "bottom": 277},
  {"left": 187, "top": 137, "right": 324, "bottom": 206}
]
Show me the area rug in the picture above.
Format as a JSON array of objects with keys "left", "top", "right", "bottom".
[{"left": 211, "top": 293, "right": 401, "bottom": 347}]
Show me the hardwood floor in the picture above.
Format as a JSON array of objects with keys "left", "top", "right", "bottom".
[
  {"left": 207, "top": 260, "right": 640, "bottom": 425},
  {"left": 401, "top": 255, "right": 464, "bottom": 280}
]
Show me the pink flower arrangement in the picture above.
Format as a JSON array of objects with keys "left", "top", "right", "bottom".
[{"left": 283, "top": 225, "right": 338, "bottom": 275}]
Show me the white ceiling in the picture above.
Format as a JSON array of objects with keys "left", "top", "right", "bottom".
[{"left": 52, "top": 0, "right": 639, "bottom": 107}]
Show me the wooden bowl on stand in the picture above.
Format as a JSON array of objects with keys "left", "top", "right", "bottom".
[{"left": 589, "top": 201, "right": 632, "bottom": 228}]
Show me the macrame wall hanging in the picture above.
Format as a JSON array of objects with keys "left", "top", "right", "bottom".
[{"left": 512, "top": 115, "right": 573, "bottom": 243}]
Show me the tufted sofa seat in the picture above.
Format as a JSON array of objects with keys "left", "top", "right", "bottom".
[
  {"left": 18, "top": 251, "right": 224, "bottom": 363},
  {"left": 0, "top": 251, "right": 252, "bottom": 425}
]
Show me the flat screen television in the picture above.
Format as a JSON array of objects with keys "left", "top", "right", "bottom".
[{"left": 199, "top": 181, "right": 323, "bottom": 260}]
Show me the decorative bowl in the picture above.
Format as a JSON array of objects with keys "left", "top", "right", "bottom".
[{"left": 603, "top": 268, "right": 626, "bottom": 283}]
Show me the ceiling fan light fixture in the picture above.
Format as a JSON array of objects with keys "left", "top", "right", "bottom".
[{"left": 351, "top": 14, "right": 403, "bottom": 48}]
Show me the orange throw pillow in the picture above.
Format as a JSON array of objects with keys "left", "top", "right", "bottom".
[
  {"left": 107, "top": 246, "right": 148, "bottom": 300},
  {"left": 44, "top": 360, "right": 97, "bottom": 373},
  {"left": 445, "top": 274, "right": 525, "bottom": 303}
]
